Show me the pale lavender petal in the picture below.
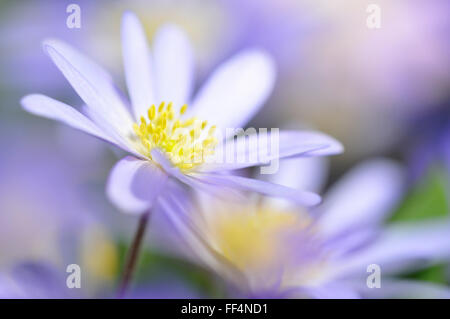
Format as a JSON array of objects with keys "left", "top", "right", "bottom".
[
  {"left": 153, "top": 24, "right": 194, "bottom": 111},
  {"left": 260, "top": 157, "right": 328, "bottom": 211},
  {"left": 192, "top": 173, "right": 322, "bottom": 206},
  {"left": 317, "top": 159, "right": 405, "bottom": 236},
  {"left": 198, "top": 130, "right": 343, "bottom": 172},
  {"left": 157, "top": 195, "right": 226, "bottom": 272},
  {"left": 150, "top": 149, "right": 245, "bottom": 200},
  {"left": 106, "top": 156, "right": 169, "bottom": 214},
  {"left": 21, "top": 94, "right": 118, "bottom": 145},
  {"left": 323, "top": 228, "right": 378, "bottom": 258},
  {"left": 157, "top": 194, "right": 213, "bottom": 261},
  {"left": 265, "top": 157, "right": 329, "bottom": 192},
  {"left": 42, "top": 39, "right": 133, "bottom": 130},
  {"left": 121, "top": 11, "right": 155, "bottom": 119},
  {"left": 190, "top": 50, "right": 275, "bottom": 132},
  {"left": 42, "top": 40, "right": 134, "bottom": 151},
  {"left": 148, "top": 180, "right": 197, "bottom": 253},
  {"left": 158, "top": 194, "right": 248, "bottom": 286},
  {"left": 334, "top": 219, "right": 450, "bottom": 278}
]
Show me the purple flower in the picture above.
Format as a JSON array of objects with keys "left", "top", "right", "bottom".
[
  {"left": 21, "top": 12, "right": 342, "bottom": 214},
  {"left": 160, "top": 158, "right": 450, "bottom": 298}
]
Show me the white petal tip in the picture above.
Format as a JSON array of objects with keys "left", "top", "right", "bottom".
[
  {"left": 41, "top": 38, "right": 63, "bottom": 55},
  {"left": 20, "top": 94, "right": 33, "bottom": 108},
  {"left": 301, "top": 192, "right": 322, "bottom": 207},
  {"left": 122, "top": 10, "right": 138, "bottom": 20},
  {"left": 121, "top": 11, "right": 141, "bottom": 29},
  {"left": 305, "top": 132, "right": 345, "bottom": 156},
  {"left": 20, "top": 94, "right": 45, "bottom": 113},
  {"left": 248, "top": 49, "right": 276, "bottom": 73},
  {"left": 155, "top": 23, "right": 187, "bottom": 38},
  {"left": 332, "top": 139, "right": 345, "bottom": 154}
]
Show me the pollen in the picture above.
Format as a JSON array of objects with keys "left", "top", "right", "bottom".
[{"left": 133, "top": 102, "right": 218, "bottom": 172}]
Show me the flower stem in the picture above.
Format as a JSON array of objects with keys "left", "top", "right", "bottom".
[{"left": 117, "top": 209, "right": 151, "bottom": 298}]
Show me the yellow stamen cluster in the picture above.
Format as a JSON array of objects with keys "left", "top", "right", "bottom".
[{"left": 133, "top": 102, "right": 217, "bottom": 172}]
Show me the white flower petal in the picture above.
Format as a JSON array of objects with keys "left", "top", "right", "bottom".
[
  {"left": 106, "top": 156, "right": 169, "bottom": 214},
  {"left": 158, "top": 194, "right": 249, "bottom": 287},
  {"left": 42, "top": 39, "right": 133, "bottom": 127},
  {"left": 153, "top": 24, "right": 194, "bottom": 111},
  {"left": 149, "top": 149, "right": 244, "bottom": 200},
  {"left": 317, "top": 159, "right": 405, "bottom": 237},
  {"left": 21, "top": 94, "right": 118, "bottom": 145},
  {"left": 191, "top": 50, "right": 275, "bottom": 132},
  {"left": 121, "top": 11, "right": 155, "bottom": 119},
  {"left": 265, "top": 157, "right": 329, "bottom": 192},
  {"left": 42, "top": 40, "right": 134, "bottom": 151},
  {"left": 263, "top": 157, "right": 329, "bottom": 211},
  {"left": 334, "top": 220, "right": 450, "bottom": 278},
  {"left": 158, "top": 195, "right": 220, "bottom": 266},
  {"left": 199, "top": 130, "right": 343, "bottom": 172},
  {"left": 193, "top": 173, "right": 322, "bottom": 207}
]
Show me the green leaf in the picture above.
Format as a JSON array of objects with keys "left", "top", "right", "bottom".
[
  {"left": 402, "top": 264, "right": 448, "bottom": 285},
  {"left": 389, "top": 165, "right": 449, "bottom": 222}
]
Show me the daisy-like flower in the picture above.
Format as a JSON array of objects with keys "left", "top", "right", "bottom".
[
  {"left": 21, "top": 11, "right": 342, "bottom": 214},
  {"left": 160, "top": 158, "right": 450, "bottom": 298}
]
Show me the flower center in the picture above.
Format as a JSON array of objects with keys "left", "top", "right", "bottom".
[
  {"left": 133, "top": 102, "right": 217, "bottom": 172},
  {"left": 213, "top": 208, "right": 311, "bottom": 271}
]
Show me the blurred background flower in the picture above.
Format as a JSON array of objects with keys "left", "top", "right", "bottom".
[
  {"left": 161, "top": 158, "right": 450, "bottom": 298},
  {"left": 0, "top": 0, "right": 448, "bottom": 298}
]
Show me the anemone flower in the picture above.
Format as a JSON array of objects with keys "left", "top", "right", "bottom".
[
  {"left": 21, "top": 11, "right": 342, "bottom": 213},
  {"left": 20, "top": 11, "right": 342, "bottom": 296},
  {"left": 160, "top": 158, "right": 450, "bottom": 298}
]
